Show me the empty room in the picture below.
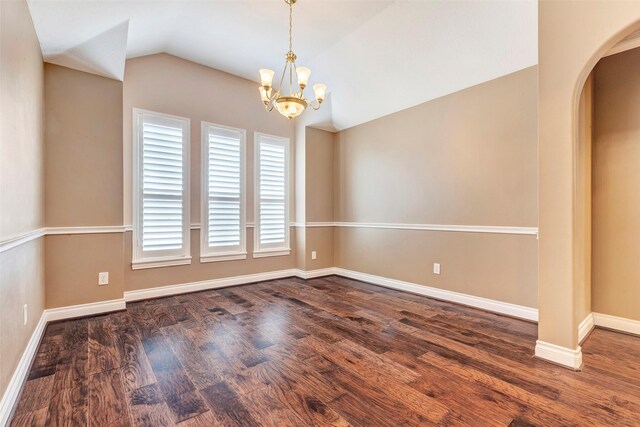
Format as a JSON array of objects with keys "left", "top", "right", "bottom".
[{"left": 1, "top": 0, "right": 640, "bottom": 425}]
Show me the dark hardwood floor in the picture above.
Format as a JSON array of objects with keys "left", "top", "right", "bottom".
[{"left": 10, "top": 276, "right": 640, "bottom": 426}]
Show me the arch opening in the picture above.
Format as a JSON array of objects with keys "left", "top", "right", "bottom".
[
  {"left": 572, "top": 22, "right": 640, "bottom": 340},
  {"left": 537, "top": 2, "right": 640, "bottom": 369}
]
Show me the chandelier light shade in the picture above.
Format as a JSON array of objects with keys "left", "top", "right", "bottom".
[
  {"left": 258, "top": 0, "right": 327, "bottom": 120},
  {"left": 259, "top": 69, "right": 275, "bottom": 89},
  {"left": 313, "top": 83, "right": 326, "bottom": 103}
]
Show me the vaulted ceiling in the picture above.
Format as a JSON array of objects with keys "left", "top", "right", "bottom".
[{"left": 27, "top": 0, "right": 538, "bottom": 130}]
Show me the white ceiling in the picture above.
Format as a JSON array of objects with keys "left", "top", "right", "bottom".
[{"left": 27, "top": 0, "right": 537, "bottom": 130}]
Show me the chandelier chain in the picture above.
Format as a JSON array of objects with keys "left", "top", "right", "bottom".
[{"left": 289, "top": 0, "right": 293, "bottom": 52}]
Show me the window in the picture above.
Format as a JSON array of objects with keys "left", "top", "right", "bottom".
[
  {"left": 132, "top": 109, "right": 190, "bottom": 269},
  {"left": 254, "top": 132, "right": 290, "bottom": 257},
  {"left": 201, "top": 123, "right": 246, "bottom": 262}
]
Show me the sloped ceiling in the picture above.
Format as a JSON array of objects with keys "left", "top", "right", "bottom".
[{"left": 27, "top": 0, "right": 537, "bottom": 130}]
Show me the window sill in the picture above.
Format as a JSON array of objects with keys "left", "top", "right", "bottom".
[
  {"left": 252, "top": 248, "right": 291, "bottom": 258},
  {"left": 200, "top": 252, "right": 247, "bottom": 263},
  {"left": 131, "top": 256, "right": 192, "bottom": 270}
]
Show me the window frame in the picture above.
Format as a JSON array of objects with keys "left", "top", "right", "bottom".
[
  {"left": 200, "top": 122, "right": 247, "bottom": 263},
  {"left": 253, "top": 132, "right": 291, "bottom": 258},
  {"left": 132, "top": 108, "right": 191, "bottom": 270}
]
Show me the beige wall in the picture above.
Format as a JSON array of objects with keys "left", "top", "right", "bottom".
[
  {"left": 538, "top": 0, "right": 640, "bottom": 350},
  {"left": 38, "top": 54, "right": 301, "bottom": 307},
  {"left": 39, "top": 54, "right": 300, "bottom": 305},
  {"left": 124, "top": 230, "right": 296, "bottom": 291},
  {"left": 44, "top": 64, "right": 123, "bottom": 227},
  {"left": 123, "top": 53, "right": 296, "bottom": 226},
  {"left": 576, "top": 73, "right": 593, "bottom": 326},
  {"left": 333, "top": 66, "right": 538, "bottom": 308},
  {"left": 121, "top": 54, "right": 297, "bottom": 291},
  {"left": 294, "top": 121, "right": 306, "bottom": 271},
  {"left": 335, "top": 228, "right": 537, "bottom": 307},
  {"left": 0, "top": 0, "right": 45, "bottom": 399},
  {"left": 0, "top": 241, "right": 45, "bottom": 399},
  {"left": 306, "top": 127, "right": 335, "bottom": 223},
  {"left": 0, "top": 1, "right": 44, "bottom": 237},
  {"left": 592, "top": 48, "right": 640, "bottom": 321},
  {"left": 336, "top": 66, "right": 538, "bottom": 227},
  {"left": 43, "top": 64, "right": 125, "bottom": 308},
  {"left": 38, "top": 54, "right": 301, "bottom": 305},
  {"left": 304, "top": 227, "right": 334, "bottom": 270},
  {"left": 302, "top": 127, "right": 335, "bottom": 270},
  {"left": 45, "top": 234, "right": 124, "bottom": 307}
]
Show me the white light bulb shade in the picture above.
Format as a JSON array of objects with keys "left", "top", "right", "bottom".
[
  {"left": 274, "top": 97, "right": 307, "bottom": 119},
  {"left": 259, "top": 69, "right": 275, "bottom": 88},
  {"left": 313, "top": 83, "right": 327, "bottom": 102},
  {"left": 259, "top": 86, "right": 272, "bottom": 103},
  {"left": 296, "top": 67, "right": 311, "bottom": 88}
]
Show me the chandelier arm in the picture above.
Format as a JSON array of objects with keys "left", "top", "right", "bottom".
[
  {"left": 289, "top": 60, "right": 294, "bottom": 96},
  {"left": 264, "top": 103, "right": 275, "bottom": 112},
  {"left": 292, "top": 61, "right": 302, "bottom": 97},
  {"left": 277, "top": 59, "right": 288, "bottom": 94}
]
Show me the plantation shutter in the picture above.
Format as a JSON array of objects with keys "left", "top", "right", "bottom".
[
  {"left": 139, "top": 113, "right": 188, "bottom": 254},
  {"left": 204, "top": 125, "right": 245, "bottom": 255},
  {"left": 256, "top": 135, "right": 289, "bottom": 251}
]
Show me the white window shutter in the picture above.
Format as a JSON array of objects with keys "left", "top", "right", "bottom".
[
  {"left": 133, "top": 109, "right": 190, "bottom": 267},
  {"left": 259, "top": 143, "right": 286, "bottom": 244},
  {"left": 142, "top": 121, "right": 184, "bottom": 251},
  {"left": 255, "top": 133, "right": 290, "bottom": 254},
  {"left": 201, "top": 124, "right": 246, "bottom": 260}
]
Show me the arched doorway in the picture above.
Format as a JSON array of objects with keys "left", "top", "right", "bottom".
[
  {"left": 536, "top": 1, "right": 640, "bottom": 369},
  {"left": 580, "top": 39, "right": 640, "bottom": 337}
]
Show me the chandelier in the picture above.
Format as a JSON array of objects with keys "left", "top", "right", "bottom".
[{"left": 258, "top": 0, "right": 327, "bottom": 120}]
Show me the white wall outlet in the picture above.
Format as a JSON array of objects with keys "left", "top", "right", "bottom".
[
  {"left": 98, "top": 272, "right": 109, "bottom": 285},
  {"left": 23, "top": 304, "right": 28, "bottom": 326},
  {"left": 433, "top": 263, "right": 441, "bottom": 275},
  {"left": 311, "top": 251, "right": 317, "bottom": 260}
]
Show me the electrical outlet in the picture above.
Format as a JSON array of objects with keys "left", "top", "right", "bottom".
[
  {"left": 23, "top": 304, "right": 28, "bottom": 326},
  {"left": 433, "top": 263, "right": 441, "bottom": 275},
  {"left": 311, "top": 251, "right": 317, "bottom": 260},
  {"left": 98, "top": 272, "right": 109, "bottom": 285}
]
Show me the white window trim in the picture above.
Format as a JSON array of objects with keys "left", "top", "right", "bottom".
[
  {"left": 253, "top": 132, "right": 291, "bottom": 258},
  {"left": 132, "top": 108, "right": 191, "bottom": 270},
  {"left": 200, "top": 122, "right": 247, "bottom": 263},
  {"left": 131, "top": 255, "right": 192, "bottom": 270}
]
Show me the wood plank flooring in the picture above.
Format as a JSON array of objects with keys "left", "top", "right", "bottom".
[{"left": 10, "top": 276, "right": 640, "bottom": 426}]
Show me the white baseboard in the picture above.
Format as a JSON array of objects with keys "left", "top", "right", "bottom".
[
  {"left": 0, "top": 313, "right": 47, "bottom": 426},
  {"left": 332, "top": 268, "right": 538, "bottom": 321},
  {"left": 535, "top": 340, "right": 583, "bottom": 370},
  {"left": 45, "top": 299, "right": 126, "bottom": 322},
  {"left": 124, "top": 269, "right": 300, "bottom": 302},
  {"left": 295, "top": 268, "right": 336, "bottom": 280},
  {"left": 578, "top": 313, "right": 595, "bottom": 343},
  {"left": 593, "top": 313, "right": 640, "bottom": 336}
]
